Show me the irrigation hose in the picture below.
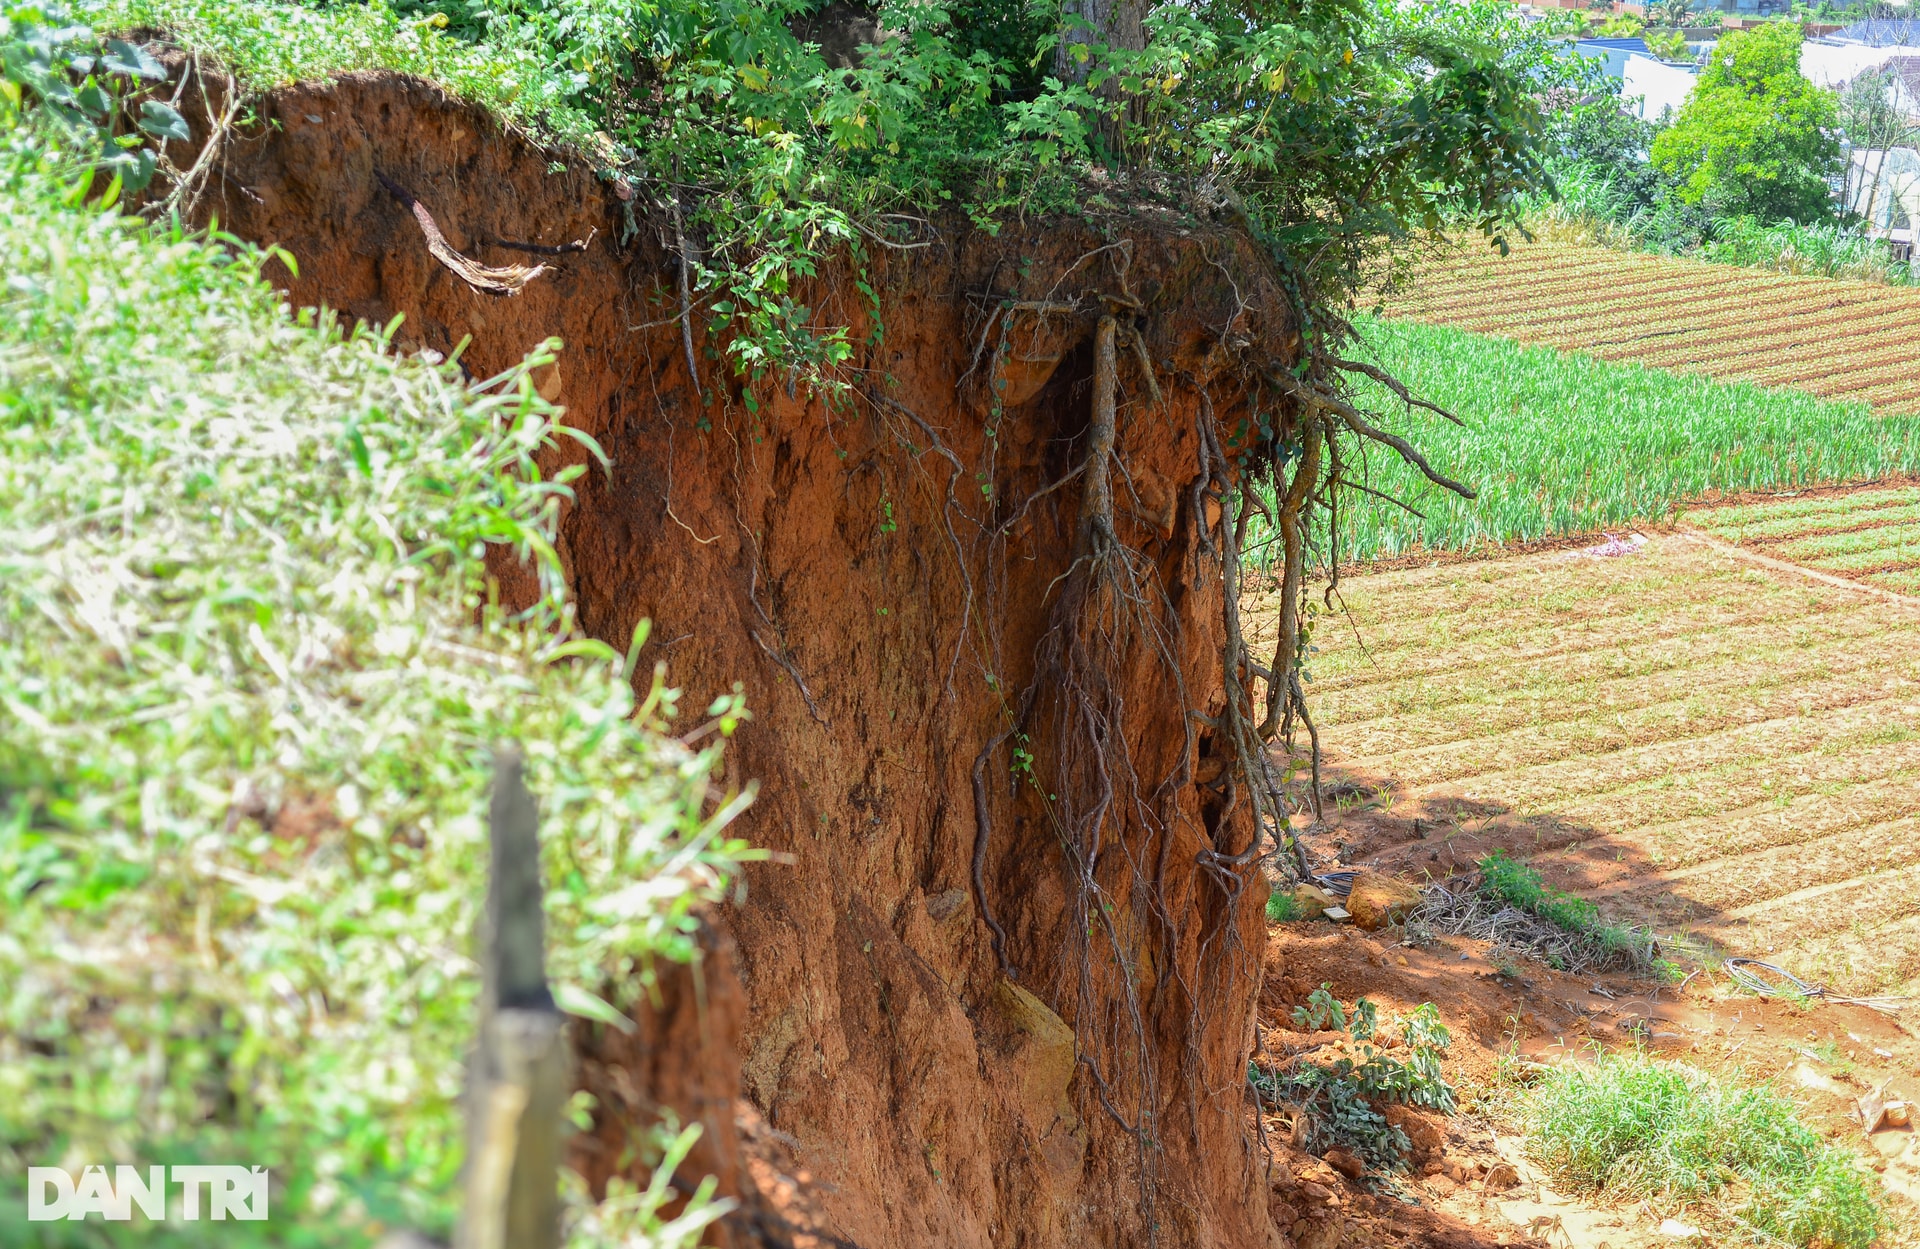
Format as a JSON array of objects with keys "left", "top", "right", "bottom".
[
  {"left": 1723, "top": 958, "right": 1913, "bottom": 1015},
  {"left": 1312, "top": 870, "right": 1357, "bottom": 897}
]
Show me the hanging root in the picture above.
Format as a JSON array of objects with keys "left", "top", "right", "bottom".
[
  {"left": 1078, "top": 315, "right": 1120, "bottom": 556},
  {"left": 1266, "top": 367, "right": 1476, "bottom": 499},
  {"left": 1257, "top": 421, "right": 1323, "bottom": 739},
  {"left": 972, "top": 727, "right": 1018, "bottom": 978},
  {"left": 1329, "top": 356, "right": 1465, "bottom": 427},
  {"left": 671, "top": 183, "right": 702, "bottom": 396}
]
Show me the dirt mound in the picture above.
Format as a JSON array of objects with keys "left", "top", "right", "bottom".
[{"left": 183, "top": 70, "right": 1309, "bottom": 1246}]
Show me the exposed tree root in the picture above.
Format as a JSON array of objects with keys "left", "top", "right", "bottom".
[{"left": 376, "top": 171, "right": 549, "bottom": 296}]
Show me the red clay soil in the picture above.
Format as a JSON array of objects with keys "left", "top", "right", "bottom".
[
  {"left": 174, "top": 68, "right": 1318, "bottom": 1248},
  {"left": 1264, "top": 917, "right": 1920, "bottom": 1243}
]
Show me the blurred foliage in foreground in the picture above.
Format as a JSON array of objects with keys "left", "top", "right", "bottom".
[{"left": 0, "top": 23, "right": 755, "bottom": 1242}]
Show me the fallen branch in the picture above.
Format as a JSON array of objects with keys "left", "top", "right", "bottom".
[{"left": 376, "top": 172, "right": 547, "bottom": 296}]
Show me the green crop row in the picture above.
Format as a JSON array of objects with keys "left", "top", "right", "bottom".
[{"left": 1253, "top": 318, "right": 1920, "bottom": 568}]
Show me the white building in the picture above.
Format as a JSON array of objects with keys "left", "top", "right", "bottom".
[
  {"left": 1572, "top": 38, "right": 1701, "bottom": 121},
  {"left": 1621, "top": 53, "right": 1702, "bottom": 120},
  {"left": 1844, "top": 146, "right": 1920, "bottom": 231}
]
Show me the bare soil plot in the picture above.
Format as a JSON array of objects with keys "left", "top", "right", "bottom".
[
  {"left": 1248, "top": 531, "right": 1920, "bottom": 999},
  {"left": 1386, "top": 243, "right": 1920, "bottom": 414}
]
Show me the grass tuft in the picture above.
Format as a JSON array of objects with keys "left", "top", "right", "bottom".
[
  {"left": 1266, "top": 889, "right": 1307, "bottom": 923},
  {"left": 1524, "top": 1053, "right": 1886, "bottom": 1249}
]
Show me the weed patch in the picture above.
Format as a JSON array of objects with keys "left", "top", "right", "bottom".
[
  {"left": 1523, "top": 1053, "right": 1886, "bottom": 1249},
  {"left": 1266, "top": 890, "right": 1307, "bottom": 923},
  {"left": 1487, "top": 852, "right": 1665, "bottom": 972},
  {"left": 1252, "top": 989, "right": 1455, "bottom": 1172}
]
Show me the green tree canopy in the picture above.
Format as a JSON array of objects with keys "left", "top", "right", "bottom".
[{"left": 1650, "top": 20, "right": 1840, "bottom": 224}]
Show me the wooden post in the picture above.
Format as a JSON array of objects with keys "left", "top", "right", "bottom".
[{"left": 454, "top": 745, "right": 569, "bottom": 1249}]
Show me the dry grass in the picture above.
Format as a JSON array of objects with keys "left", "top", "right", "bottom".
[
  {"left": 1256, "top": 522, "right": 1920, "bottom": 997},
  {"left": 1384, "top": 241, "right": 1920, "bottom": 415}
]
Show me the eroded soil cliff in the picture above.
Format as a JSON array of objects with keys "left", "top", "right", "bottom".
[{"left": 189, "top": 70, "right": 1299, "bottom": 1248}]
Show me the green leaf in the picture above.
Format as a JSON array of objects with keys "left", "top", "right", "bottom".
[
  {"left": 102, "top": 38, "right": 165, "bottom": 80},
  {"left": 139, "top": 99, "right": 190, "bottom": 141},
  {"left": 554, "top": 983, "right": 636, "bottom": 1033}
]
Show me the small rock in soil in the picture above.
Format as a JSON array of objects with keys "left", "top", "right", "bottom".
[{"left": 1324, "top": 1148, "right": 1365, "bottom": 1180}]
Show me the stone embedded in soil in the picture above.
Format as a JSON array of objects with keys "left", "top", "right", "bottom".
[
  {"left": 1293, "top": 1218, "right": 1344, "bottom": 1249},
  {"left": 1299, "top": 1179, "right": 1336, "bottom": 1205},
  {"left": 1346, "top": 871, "right": 1424, "bottom": 930},
  {"left": 1324, "top": 1148, "right": 1365, "bottom": 1180}
]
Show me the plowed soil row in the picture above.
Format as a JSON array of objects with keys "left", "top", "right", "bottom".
[
  {"left": 1385, "top": 243, "right": 1920, "bottom": 414},
  {"left": 1685, "top": 484, "right": 1920, "bottom": 582},
  {"left": 1249, "top": 531, "right": 1920, "bottom": 999}
]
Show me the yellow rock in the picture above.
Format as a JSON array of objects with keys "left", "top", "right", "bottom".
[{"left": 1345, "top": 872, "right": 1423, "bottom": 931}]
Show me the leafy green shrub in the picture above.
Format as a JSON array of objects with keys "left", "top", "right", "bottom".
[
  {"left": 0, "top": 53, "right": 752, "bottom": 1243},
  {"left": 67, "top": 0, "right": 1570, "bottom": 392},
  {"left": 1698, "top": 214, "right": 1915, "bottom": 284},
  {"left": 1651, "top": 21, "right": 1839, "bottom": 225},
  {"left": 1252, "top": 990, "right": 1454, "bottom": 1171},
  {"left": 1524, "top": 1053, "right": 1886, "bottom": 1249}
]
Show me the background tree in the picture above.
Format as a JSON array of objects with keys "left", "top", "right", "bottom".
[{"left": 1650, "top": 21, "right": 1840, "bottom": 223}]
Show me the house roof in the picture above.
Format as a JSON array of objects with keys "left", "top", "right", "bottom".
[
  {"left": 1834, "top": 18, "right": 1920, "bottom": 47},
  {"left": 1887, "top": 53, "right": 1920, "bottom": 95},
  {"left": 1576, "top": 37, "right": 1652, "bottom": 54}
]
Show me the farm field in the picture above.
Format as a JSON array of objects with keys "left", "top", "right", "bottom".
[
  {"left": 1681, "top": 485, "right": 1920, "bottom": 595},
  {"left": 1287, "top": 317, "right": 1920, "bottom": 565},
  {"left": 1248, "top": 521, "right": 1920, "bottom": 1000},
  {"left": 1383, "top": 241, "right": 1920, "bottom": 414}
]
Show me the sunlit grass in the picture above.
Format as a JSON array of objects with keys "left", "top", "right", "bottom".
[
  {"left": 0, "top": 109, "right": 746, "bottom": 1243},
  {"left": 1524, "top": 1052, "right": 1885, "bottom": 1249}
]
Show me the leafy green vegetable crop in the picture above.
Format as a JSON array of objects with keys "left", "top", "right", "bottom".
[{"left": 1259, "top": 316, "right": 1920, "bottom": 566}]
